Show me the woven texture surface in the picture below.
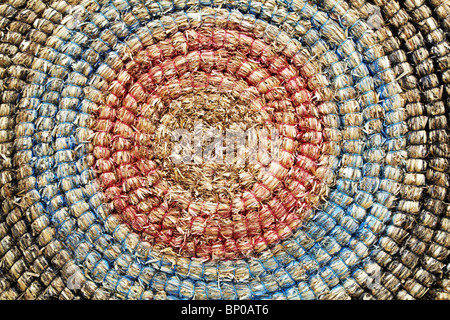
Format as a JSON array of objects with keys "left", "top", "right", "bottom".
[{"left": 0, "top": 0, "right": 449, "bottom": 300}]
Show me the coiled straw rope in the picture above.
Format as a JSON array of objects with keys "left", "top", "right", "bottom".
[{"left": 0, "top": 0, "right": 448, "bottom": 300}]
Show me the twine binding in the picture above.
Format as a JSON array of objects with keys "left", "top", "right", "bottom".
[{"left": 0, "top": 0, "right": 448, "bottom": 300}]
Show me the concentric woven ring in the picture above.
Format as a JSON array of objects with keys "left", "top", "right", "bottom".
[{"left": 0, "top": 0, "right": 449, "bottom": 300}]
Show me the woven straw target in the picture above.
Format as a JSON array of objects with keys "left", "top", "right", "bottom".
[{"left": 0, "top": 0, "right": 449, "bottom": 300}]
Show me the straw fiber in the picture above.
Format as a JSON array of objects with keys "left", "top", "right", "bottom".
[{"left": 0, "top": 0, "right": 449, "bottom": 300}]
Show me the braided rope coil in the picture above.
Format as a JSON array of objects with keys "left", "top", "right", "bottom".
[{"left": 0, "top": 0, "right": 449, "bottom": 300}]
